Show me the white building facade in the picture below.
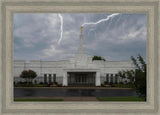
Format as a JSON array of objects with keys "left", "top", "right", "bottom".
[{"left": 14, "top": 28, "right": 135, "bottom": 86}]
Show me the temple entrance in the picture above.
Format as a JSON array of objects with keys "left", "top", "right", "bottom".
[{"left": 68, "top": 72, "right": 96, "bottom": 86}]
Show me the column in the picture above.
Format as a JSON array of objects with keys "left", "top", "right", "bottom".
[
  {"left": 117, "top": 76, "right": 119, "bottom": 84},
  {"left": 113, "top": 74, "right": 115, "bottom": 83},
  {"left": 108, "top": 74, "right": 110, "bottom": 83},
  {"left": 63, "top": 71, "right": 68, "bottom": 86},
  {"left": 96, "top": 71, "right": 101, "bottom": 86},
  {"left": 47, "top": 74, "right": 49, "bottom": 83}
]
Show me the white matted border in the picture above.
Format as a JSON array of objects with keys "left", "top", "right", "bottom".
[{"left": 0, "top": 0, "right": 159, "bottom": 114}]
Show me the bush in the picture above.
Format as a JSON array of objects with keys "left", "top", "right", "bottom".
[
  {"left": 39, "top": 82, "right": 44, "bottom": 84},
  {"left": 57, "top": 84, "right": 62, "bottom": 87},
  {"left": 119, "top": 82, "right": 123, "bottom": 84},
  {"left": 47, "top": 84, "right": 52, "bottom": 87},
  {"left": 54, "top": 82, "right": 58, "bottom": 85},
  {"left": 111, "top": 84, "right": 115, "bottom": 87},
  {"left": 50, "top": 85, "right": 57, "bottom": 87},
  {"left": 20, "top": 70, "right": 37, "bottom": 84},
  {"left": 105, "top": 85, "right": 111, "bottom": 87},
  {"left": 104, "top": 81, "right": 108, "bottom": 84},
  {"left": 109, "top": 83, "right": 113, "bottom": 85},
  {"left": 114, "top": 84, "right": 135, "bottom": 88},
  {"left": 17, "top": 81, "right": 27, "bottom": 84},
  {"left": 101, "top": 84, "right": 105, "bottom": 87}
]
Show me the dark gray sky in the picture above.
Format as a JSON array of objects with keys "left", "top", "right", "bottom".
[{"left": 14, "top": 13, "right": 146, "bottom": 61}]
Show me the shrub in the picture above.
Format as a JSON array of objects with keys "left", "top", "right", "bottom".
[
  {"left": 119, "top": 82, "right": 123, "bottom": 84},
  {"left": 50, "top": 85, "right": 57, "bottom": 87},
  {"left": 17, "top": 81, "right": 26, "bottom": 84},
  {"left": 109, "top": 83, "right": 113, "bottom": 85},
  {"left": 101, "top": 83, "right": 105, "bottom": 87},
  {"left": 47, "top": 84, "right": 52, "bottom": 87},
  {"left": 54, "top": 82, "right": 58, "bottom": 85},
  {"left": 20, "top": 70, "right": 37, "bottom": 84},
  {"left": 57, "top": 84, "right": 62, "bottom": 87},
  {"left": 39, "top": 82, "right": 44, "bottom": 84},
  {"left": 111, "top": 84, "right": 115, "bottom": 87}
]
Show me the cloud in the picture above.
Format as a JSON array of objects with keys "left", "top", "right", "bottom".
[{"left": 14, "top": 13, "right": 146, "bottom": 61}]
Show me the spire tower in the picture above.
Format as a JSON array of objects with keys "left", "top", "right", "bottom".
[{"left": 77, "top": 26, "right": 85, "bottom": 54}]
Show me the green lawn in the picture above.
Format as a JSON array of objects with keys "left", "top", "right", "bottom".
[
  {"left": 97, "top": 97, "right": 145, "bottom": 101},
  {"left": 14, "top": 98, "right": 63, "bottom": 101},
  {"left": 113, "top": 84, "right": 135, "bottom": 88}
]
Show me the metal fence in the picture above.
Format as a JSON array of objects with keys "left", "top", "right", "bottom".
[{"left": 14, "top": 76, "right": 63, "bottom": 84}]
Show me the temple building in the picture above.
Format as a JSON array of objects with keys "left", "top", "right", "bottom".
[{"left": 14, "top": 27, "right": 135, "bottom": 86}]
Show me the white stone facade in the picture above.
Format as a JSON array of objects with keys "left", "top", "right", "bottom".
[
  {"left": 14, "top": 58, "right": 135, "bottom": 86},
  {"left": 14, "top": 30, "right": 135, "bottom": 86}
]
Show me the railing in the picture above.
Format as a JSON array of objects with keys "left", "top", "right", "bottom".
[{"left": 14, "top": 76, "right": 63, "bottom": 84}]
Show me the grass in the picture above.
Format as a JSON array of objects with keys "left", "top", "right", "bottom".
[
  {"left": 113, "top": 84, "right": 135, "bottom": 88},
  {"left": 14, "top": 98, "right": 63, "bottom": 101},
  {"left": 97, "top": 97, "right": 145, "bottom": 101}
]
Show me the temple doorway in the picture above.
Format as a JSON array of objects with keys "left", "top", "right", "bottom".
[{"left": 68, "top": 72, "right": 96, "bottom": 86}]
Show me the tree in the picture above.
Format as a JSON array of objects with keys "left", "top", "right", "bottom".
[
  {"left": 132, "top": 55, "right": 146, "bottom": 98},
  {"left": 118, "top": 70, "right": 135, "bottom": 84},
  {"left": 92, "top": 56, "right": 106, "bottom": 61},
  {"left": 20, "top": 70, "right": 37, "bottom": 84},
  {"left": 117, "top": 54, "right": 146, "bottom": 98}
]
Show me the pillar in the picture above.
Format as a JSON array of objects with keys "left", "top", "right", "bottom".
[
  {"left": 63, "top": 71, "right": 68, "bottom": 86},
  {"left": 46, "top": 74, "right": 48, "bottom": 83},
  {"left": 96, "top": 71, "right": 101, "bottom": 86},
  {"left": 108, "top": 74, "right": 110, "bottom": 83}
]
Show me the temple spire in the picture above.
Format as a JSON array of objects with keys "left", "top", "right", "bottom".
[
  {"left": 81, "top": 26, "right": 83, "bottom": 33},
  {"left": 77, "top": 26, "right": 85, "bottom": 54}
]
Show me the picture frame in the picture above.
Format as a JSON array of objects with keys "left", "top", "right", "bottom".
[{"left": 0, "top": 0, "right": 159, "bottom": 114}]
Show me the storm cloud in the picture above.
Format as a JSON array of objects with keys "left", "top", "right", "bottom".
[{"left": 14, "top": 13, "right": 146, "bottom": 61}]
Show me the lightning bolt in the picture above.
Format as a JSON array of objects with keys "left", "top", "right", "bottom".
[
  {"left": 57, "top": 13, "right": 120, "bottom": 44},
  {"left": 81, "top": 13, "right": 120, "bottom": 27},
  {"left": 58, "top": 14, "right": 63, "bottom": 44}
]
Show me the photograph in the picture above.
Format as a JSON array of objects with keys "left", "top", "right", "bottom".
[{"left": 13, "top": 13, "right": 147, "bottom": 102}]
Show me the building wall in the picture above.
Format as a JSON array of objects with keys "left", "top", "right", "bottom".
[{"left": 14, "top": 59, "right": 135, "bottom": 84}]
